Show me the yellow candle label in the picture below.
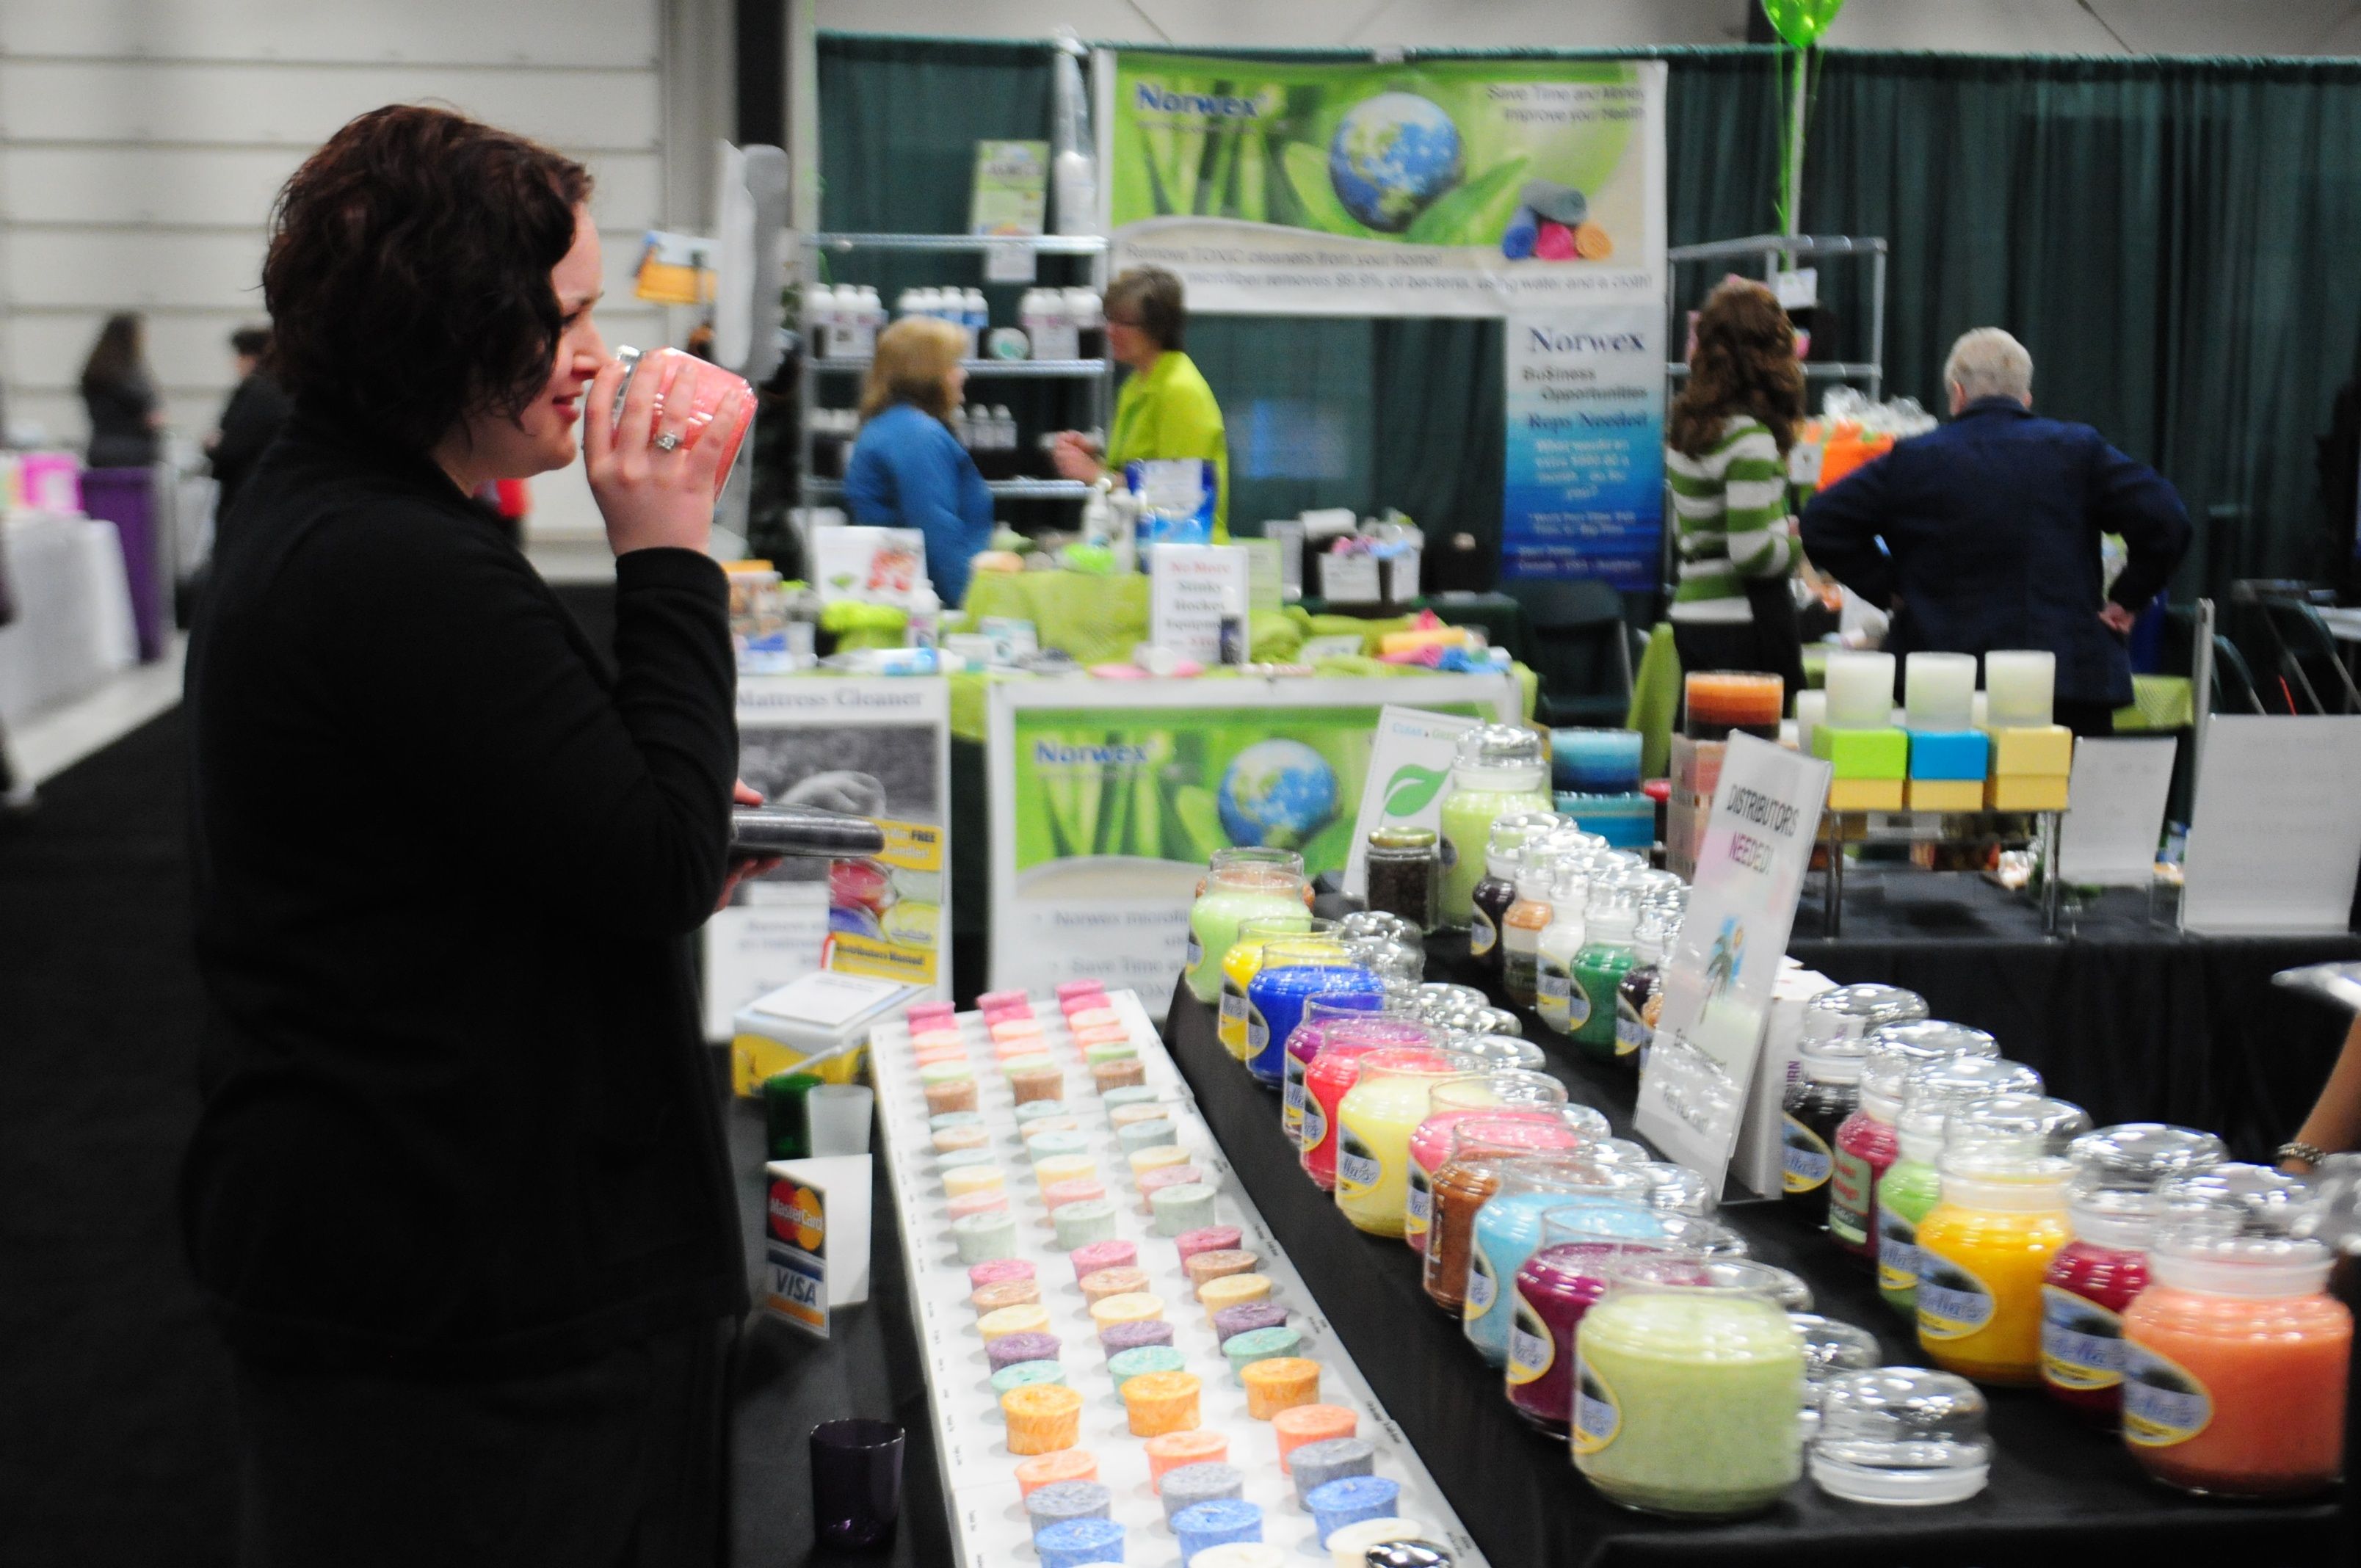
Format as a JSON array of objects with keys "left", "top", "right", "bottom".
[
  {"left": 2121, "top": 1343, "right": 2211, "bottom": 1447},
  {"left": 1468, "top": 907, "right": 1498, "bottom": 957},
  {"left": 1506, "top": 1291, "right": 1553, "bottom": 1386},
  {"left": 1217, "top": 984, "right": 1249, "bottom": 1050},
  {"left": 1915, "top": 1257, "right": 1995, "bottom": 1340},
  {"left": 1781, "top": 1116, "right": 1833, "bottom": 1194},
  {"left": 2041, "top": 1287, "right": 2125, "bottom": 1392},
  {"left": 1464, "top": 1241, "right": 1500, "bottom": 1321},
  {"left": 1564, "top": 974, "right": 1595, "bottom": 1032},
  {"left": 1185, "top": 930, "right": 1203, "bottom": 970},
  {"left": 1334, "top": 1128, "right": 1382, "bottom": 1197},
  {"left": 1536, "top": 959, "right": 1573, "bottom": 1031},
  {"left": 1876, "top": 1210, "right": 1921, "bottom": 1296},
  {"left": 1571, "top": 1356, "right": 1621, "bottom": 1456}
]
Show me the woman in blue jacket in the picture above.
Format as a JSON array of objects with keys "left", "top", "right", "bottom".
[{"left": 843, "top": 316, "right": 993, "bottom": 606}]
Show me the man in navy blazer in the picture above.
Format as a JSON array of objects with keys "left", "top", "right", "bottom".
[{"left": 1800, "top": 329, "right": 2191, "bottom": 736}]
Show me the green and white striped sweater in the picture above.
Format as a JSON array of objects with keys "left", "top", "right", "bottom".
[{"left": 1666, "top": 415, "right": 1795, "bottom": 623}]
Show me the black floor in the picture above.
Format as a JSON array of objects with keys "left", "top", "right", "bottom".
[{"left": 0, "top": 711, "right": 944, "bottom": 1567}]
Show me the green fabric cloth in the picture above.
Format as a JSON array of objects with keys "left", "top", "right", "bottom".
[
  {"left": 1109, "top": 351, "right": 1230, "bottom": 540},
  {"left": 821, "top": 33, "right": 2361, "bottom": 598},
  {"left": 1628, "top": 622, "right": 1685, "bottom": 779},
  {"left": 2119, "top": 675, "right": 2194, "bottom": 733},
  {"left": 821, "top": 600, "right": 909, "bottom": 652},
  {"left": 959, "top": 570, "right": 1151, "bottom": 667}
]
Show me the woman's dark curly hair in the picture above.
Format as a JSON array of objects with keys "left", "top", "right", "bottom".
[
  {"left": 1667, "top": 278, "right": 1804, "bottom": 460},
  {"left": 262, "top": 105, "right": 592, "bottom": 455}
]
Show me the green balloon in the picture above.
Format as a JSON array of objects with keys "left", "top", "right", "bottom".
[{"left": 1761, "top": 0, "right": 1845, "bottom": 47}]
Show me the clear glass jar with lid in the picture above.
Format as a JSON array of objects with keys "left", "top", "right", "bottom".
[
  {"left": 1573, "top": 1257, "right": 1810, "bottom": 1517},
  {"left": 2120, "top": 1217, "right": 2350, "bottom": 1498},
  {"left": 1465, "top": 810, "right": 1560, "bottom": 969},
  {"left": 1810, "top": 1366, "right": 1991, "bottom": 1505},
  {"left": 1422, "top": 1119, "right": 1595, "bottom": 1313},
  {"left": 1780, "top": 1031, "right": 1871, "bottom": 1222},
  {"left": 1216, "top": 914, "right": 1334, "bottom": 1064},
  {"left": 1333, "top": 1047, "right": 1481, "bottom": 1236},
  {"left": 1437, "top": 727, "right": 1553, "bottom": 932},
  {"left": 1824, "top": 1032, "right": 2003, "bottom": 1266},
  {"left": 1911, "top": 1147, "right": 2075, "bottom": 1384},
  {"left": 1362, "top": 827, "right": 1442, "bottom": 933},
  {"left": 1186, "top": 848, "right": 1308, "bottom": 1003},
  {"left": 1874, "top": 1060, "right": 2046, "bottom": 1316},
  {"left": 1403, "top": 1070, "right": 1586, "bottom": 1255}
]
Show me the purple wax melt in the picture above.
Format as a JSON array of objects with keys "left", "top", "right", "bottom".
[
  {"left": 1098, "top": 1319, "right": 1177, "bottom": 1357},
  {"left": 1212, "top": 1302, "right": 1291, "bottom": 1343},
  {"left": 986, "top": 1332, "right": 1062, "bottom": 1373}
]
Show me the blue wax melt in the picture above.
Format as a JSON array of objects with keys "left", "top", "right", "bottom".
[
  {"left": 1172, "top": 1498, "right": 1261, "bottom": 1562},
  {"left": 1307, "top": 1474, "right": 1404, "bottom": 1543},
  {"left": 1036, "top": 1516, "right": 1125, "bottom": 1567}
]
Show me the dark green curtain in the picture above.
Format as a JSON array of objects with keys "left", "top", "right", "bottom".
[{"left": 818, "top": 33, "right": 2361, "bottom": 595}]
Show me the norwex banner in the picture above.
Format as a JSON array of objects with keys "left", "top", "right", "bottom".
[
  {"left": 1501, "top": 302, "right": 1667, "bottom": 586},
  {"left": 1102, "top": 53, "right": 1665, "bottom": 318},
  {"left": 984, "top": 677, "right": 1519, "bottom": 995}
]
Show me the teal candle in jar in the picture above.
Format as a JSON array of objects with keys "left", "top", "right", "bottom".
[
  {"left": 1186, "top": 849, "right": 1309, "bottom": 1004},
  {"left": 1437, "top": 726, "right": 1553, "bottom": 931},
  {"left": 1465, "top": 1168, "right": 1657, "bottom": 1366},
  {"left": 1573, "top": 1257, "right": 1808, "bottom": 1517}
]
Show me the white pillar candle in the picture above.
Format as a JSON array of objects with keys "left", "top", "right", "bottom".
[
  {"left": 1972, "top": 691, "right": 1990, "bottom": 730},
  {"left": 1984, "top": 650, "right": 2056, "bottom": 730},
  {"left": 1904, "top": 653, "right": 1978, "bottom": 730},
  {"left": 1794, "top": 690, "right": 1827, "bottom": 755},
  {"left": 1824, "top": 651, "right": 1896, "bottom": 728}
]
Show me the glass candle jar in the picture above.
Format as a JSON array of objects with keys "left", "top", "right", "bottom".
[
  {"left": 1827, "top": 1022, "right": 1995, "bottom": 1263},
  {"left": 1298, "top": 1018, "right": 1443, "bottom": 1186},
  {"left": 1365, "top": 825, "right": 1443, "bottom": 934},
  {"left": 1335, "top": 1048, "right": 1480, "bottom": 1236},
  {"left": 1438, "top": 729, "right": 1553, "bottom": 932},
  {"left": 1508, "top": 1214, "right": 1741, "bottom": 1437},
  {"left": 1283, "top": 998, "right": 1401, "bottom": 1148},
  {"left": 1574, "top": 1256, "right": 1809, "bottom": 1517},
  {"left": 1404, "top": 1071, "right": 1586, "bottom": 1255},
  {"left": 1186, "top": 849, "right": 1310, "bottom": 1003},
  {"left": 1247, "top": 943, "right": 1382, "bottom": 1090},
  {"left": 1532, "top": 863, "right": 1595, "bottom": 1037},
  {"left": 1943, "top": 1092, "right": 2092, "bottom": 1159},
  {"left": 1465, "top": 1161, "right": 1655, "bottom": 1367},
  {"left": 1442, "top": 1034, "right": 1548, "bottom": 1073},
  {"left": 1983, "top": 650, "right": 2057, "bottom": 730},
  {"left": 1822, "top": 650, "right": 1896, "bottom": 729},
  {"left": 1553, "top": 727, "right": 1646, "bottom": 794},
  {"left": 1912, "top": 1148, "right": 2075, "bottom": 1385},
  {"left": 1809, "top": 1366, "right": 1991, "bottom": 1506},
  {"left": 1422, "top": 1121, "right": 1596, "bottom": 1312},
  {"left": 1218, "top": 915, "right": 1333, "bottom": 1064},
  {"left": 1614, "top": 904, "right": 1676, "bottom": 1064},
  {"left": 1780, "top": 1031, "right": 1868, "bottom": 1220},
  {"left": 1465, "top": 812, "right": 1559, "bottom": 973},
  {"left": 1902, "top": 652, "right": 1977, "bottom": 730},
  {"left": 2121, "top": 1222, "right": 2351, "bottom": 1499},
  {"left": 1875, "top": 1059, "right": 2045, "bottom": 1317},
  {"left": 1498, "top": 857, "right": 1559, "bottom": 1010}
]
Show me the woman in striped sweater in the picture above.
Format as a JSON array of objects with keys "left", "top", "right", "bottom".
[{"left": 1665, "top": 279, "right": 1807, "bottom": 703}]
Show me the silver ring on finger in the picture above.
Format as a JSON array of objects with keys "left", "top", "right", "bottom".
[{"left": 653, "top": 431, "right": 683, "bottom": 452}]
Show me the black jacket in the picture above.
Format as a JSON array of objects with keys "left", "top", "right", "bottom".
[
  {"left": 183, "top": 404, "right": 746, "bottom": 1375},
  {"left": 84, "top": 374, "right": 161, "bottom": 468},
  {"left": 1800, "top": 398, "right": 2192, "bottom": 708},
  {"left": 210, "top": 371, "right": 294, "bottom": 524}
]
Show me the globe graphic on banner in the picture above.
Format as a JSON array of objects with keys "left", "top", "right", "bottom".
[
  {"left": 1216, "top": 740, "right": 1341, "bottom": 849},
  {"left": 1328, "top": 92, "right": 1464, "bottom": 232}
]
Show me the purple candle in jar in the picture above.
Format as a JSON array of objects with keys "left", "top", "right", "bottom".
[{"left": 1506, "top": 1219, "right": 1736, "bottom": 1436}]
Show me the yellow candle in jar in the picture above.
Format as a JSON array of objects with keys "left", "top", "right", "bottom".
[
  {"left": 1334, "top": 1048, "right": 1468, "bottom": 1238},
  {"left": 1912, "top": 1149, "right": 2073, "bottom": 1386}
]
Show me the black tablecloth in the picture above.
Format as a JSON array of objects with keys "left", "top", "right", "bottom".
[
  {"left": 1161, "top": 948, "right": 2351, "bottom": 1568},
  {"left": 1791, "top": 871, "right": 2361, "bottom": 1160}
]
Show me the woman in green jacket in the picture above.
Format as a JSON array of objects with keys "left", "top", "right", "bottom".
[{"left": 1053, "top": 266, "right": 1230, "bottom": 538}]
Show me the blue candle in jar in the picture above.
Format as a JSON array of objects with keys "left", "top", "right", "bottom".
[
  {"left": 1244, "top": 963, "right": 1384, "bottom": 1089},
  {"left": 1551, "top": 728, "right": 1644, "bottom": 794}
]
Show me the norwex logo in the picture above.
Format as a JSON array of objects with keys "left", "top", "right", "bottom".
[
  {"left": 1033, "top": 739, "right": 1156, "bottom": 768},
  {"left": 1135, "top": 81, "right": 1277, "bottom": 120},
  {"left": 1525, "top": 326, "right": 1649, "bottom": 355}
]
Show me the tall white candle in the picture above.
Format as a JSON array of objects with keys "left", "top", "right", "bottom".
[
  {"left": 1794, "top": 690, "right": 1827, "bottom": 756},
  {"left": 1904, "top": 653, "right": 1977, "bottom": 730},
  {"left": 1984, "top": 650, "right": 2056, "bottom": 729},
  {"left": 1824, "top": 651, "right": 1896, "bottom": 728}
]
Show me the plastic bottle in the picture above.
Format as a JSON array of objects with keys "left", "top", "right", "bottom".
[
  {"left": 1912, "top": 1147, "right": 2075, "bottom": 1385},
  {"left": 1437, "top": 727, "right": 1553, "bottom": 931},
  {"left": 1533, "top": 866, "right": 1593, "bottom": 1036},
  {"left": 1069, "top": 286, "right": 1106, "bottom": 359},
  {"left": 905, "top": 586, "right": 941, "bottom": 649},
  {"left": 962, "top": 288, "right": 988, "bottom": 357},
  {"left": 1019, "top": 291, "right": 1049, "bottom": 359},
  {"left": 991, "top": 407, "right": 1018, "bottom": 481},
  {"left": 1217, "top": 587, "right": 1249, "bottom": 667},
  {"left": 1498, "top": 859, "right": 1556, "bottom": 1010},
  {"left": 855, "top": 286, "right": 883, "bottom": 354},
  {"left": 1567, "top": 893, "right": 1639, "bottom": 1064}
]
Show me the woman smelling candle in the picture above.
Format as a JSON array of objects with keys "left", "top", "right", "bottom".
[{"left": 1573, "top": 1257, "right": 1809, "bottom": 1517}]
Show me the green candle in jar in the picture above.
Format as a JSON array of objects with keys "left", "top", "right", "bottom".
[{"left": 1573, "top": 1257, "right": 1807, "bottom": 1517}]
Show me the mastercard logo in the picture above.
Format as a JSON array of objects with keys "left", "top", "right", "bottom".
[{"left": 768, "top": 1180, "right": 825, "bottom": 1252}]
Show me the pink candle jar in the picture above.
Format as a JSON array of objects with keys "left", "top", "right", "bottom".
[
  {"left": 1299, "top": 1017, "right": 1441, "bottom": 1192},
  {"left": 1404, "top": 1071, "right": 1600, "bottom": 1256}
]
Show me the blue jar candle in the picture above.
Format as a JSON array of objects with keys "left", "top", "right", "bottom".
[
  {"left": 1464, "top": 1170, "right": 1657, "bottom": 1366},
  {"left": 1551, "top": 727, "right": 1644, "bottom": 794},
  {"left": 1245, "top": 949, "right": 1384, "bottom": 1090}
]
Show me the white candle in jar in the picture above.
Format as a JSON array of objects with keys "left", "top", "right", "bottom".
[
  {"left": 1904, "top": 653, "right": 1977, "bottom": 730},
  {"left": 1984, "top": 650, "right": 2056, "bottom": 729},
  {"left": 1824, "top": 651, "right": 1896, "bottom": 729}
]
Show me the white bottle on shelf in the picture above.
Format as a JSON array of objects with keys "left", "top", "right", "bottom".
[
  {"left": 858, "top": 286, "right": 885, "bottom": 353},
  {"left": 805, "top": 283, "right": 834, "bottom": 356},
  {"left": 895, "top": 287, "right": 920, "bottom": 321},
  {"left": 961, "top": 288, "right": 987, "bottom": 359},
  {"left": 907, "top": 585, "right": 941, "bottom": 650},
  {"left": 1018, "top": 290, "right": 1049, "bottom": 359},
  {"left": 1066, "top": 286, "right": 1104, "bottom": 360}
]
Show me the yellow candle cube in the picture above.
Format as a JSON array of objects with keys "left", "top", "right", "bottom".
[
  {"left": 1985, "top": 774, "right": 2070, "bottom": 810},
  {"left": 1827, "top": 777, "right": 1905, "bottom": 813},
  {"left": 1907, "top": 778, "right": 1985, "bottom": 812}
]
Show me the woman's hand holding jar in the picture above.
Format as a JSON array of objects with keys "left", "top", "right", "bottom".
[{"left": 584, "top": 347, "right": 750, "bottom": 556}]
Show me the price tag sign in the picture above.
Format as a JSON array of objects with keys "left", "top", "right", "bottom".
[{"left": 1635, "top": 733, "right": 1829, "bottom": 1193}]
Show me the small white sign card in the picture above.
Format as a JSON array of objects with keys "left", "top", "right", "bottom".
[
  {"left": 2182, "top": 715, "right": 2361, "bottom": 933},
  {"left": 1340, "top": 705, "right": 1486, "bottom": 899},
  {"left": 1149, "top": 543, "right": 1249, "bottom": 665},
  {"left": 2055, "top": 736, "right": 2178, "bottom": 886},
  {"left": 763, "top": 1155, "right": 874, "bottom": 1340},
  {"left": 1636, "top": 733, "right": 1830, "bottom": 1194}
]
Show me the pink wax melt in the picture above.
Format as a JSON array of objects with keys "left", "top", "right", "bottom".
[
  {"left": 1070, "top": 1240, "right": 1139, "bottom": 1281},
  {"left": 1058, "top": 980, "right": 1110, "bottom": 1002},
  {"left": 1137, "top": 1166, "right": 1205, "bottom": 1212},
  {"left": 947, "top": 1191, "right": 1009, "bottom": 1220},
  {"left": 978, "top": 990, "right": 1031, "bottom": 1010},
  {"left": 1067, "top": 1007, "right": 1120, "bottom": 1033},
  {"left": 1175, "top": 1226, "right": 1244, "bottom": 1263},
  {"left": 1042, "top": 1180, "right": 1109, "bottom": 1211},
  {"left": 970, "top": 1258, "right": 1036, "bottom": 1291},
  {"left": 907, "top": 1001, "right": 958, "bottom": 1025}
]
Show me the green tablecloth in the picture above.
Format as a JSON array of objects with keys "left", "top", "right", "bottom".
[{"left": 947, "top": 661, "right": 1538, "bottom": 744}]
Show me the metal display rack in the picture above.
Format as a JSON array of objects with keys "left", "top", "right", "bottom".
[
  {"left": 1664, "top": 233, "right": 1889, "bottom": 402},
  {"left": 1816, "top": 807, "right": 2064, "bottom": 938},
  {"left": 796, "top": 233, "right": 1114, "bottom": 513}
]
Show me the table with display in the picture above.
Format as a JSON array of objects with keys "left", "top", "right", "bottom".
[
  {"left": 0, "top": 509, "right": 139, "bottom": 725},
  {"left": 1161, "top": 937, "right": 2355, "bottom": 1567}
]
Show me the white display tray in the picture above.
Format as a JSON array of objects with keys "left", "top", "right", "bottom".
[{"left": 871, "top": 987, "right": 1487, "bottom": 1567}]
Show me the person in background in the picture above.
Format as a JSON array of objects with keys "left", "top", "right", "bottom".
[
  {"left": 2280, "top": 1015, "right": 2361, "bottom": 1176},
  {"left": 206, "top": 327, "right": 293, "bottom": 524},
  {"left": 1801, "top": 328, "right": 2192, "bottom": 737},
  {"left": 1052, "top": 266, "right": 1229, "bottom": 539},
  {"left": 80, "top": 312, "right": 164, "bottom": 469},
  {"left": 842, "top": 316, "right": 993, "bottom": 606},
  {"left": 1664, "top": 277, "right": 1807, "bottom": 698},
  {"left": 185, "top": 104, "right": 769, "bottom": 1567}
]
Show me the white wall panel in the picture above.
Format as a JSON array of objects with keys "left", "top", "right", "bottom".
[
  {"left": 7, "top": 231, "right": 269, "bottom": 309},
  {"left": 0, "top": 62, "right": 661, "bottom": 151},
  {"left": 5, "top": 312, "right": 275, "bottom": 394},
  {"left": 0, "top": 0, "right": 660, "bottom": 68},
  {"left": 0, "top": 146, "right": 664, "bottom": 229}
]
